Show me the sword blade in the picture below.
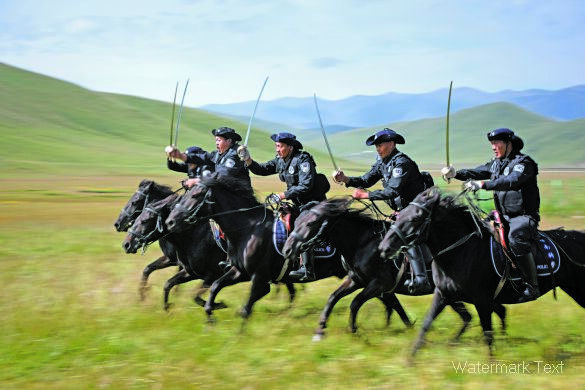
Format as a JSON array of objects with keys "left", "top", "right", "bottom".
[
  {"left": 313, "top": 93, "right": 338, "bottom": 171},
  {"left": 244, "top": 76, "right": 269, "bottom": 146},
  {"left": 174, "top": 79, "right": 190, "bottom": 147},
  {"left": 446, "top": 81, "right": 453, "bottom": 167},
  {"left": 169, "top": 81, "right": 179, "bottom": 145}
]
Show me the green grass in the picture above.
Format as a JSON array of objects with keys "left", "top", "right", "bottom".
[
  {"left": 1, "top": 177, "right": 585, "bottom": 389},
  {"left": 2, "top": 63, "right": 585, "bottom": 388}
]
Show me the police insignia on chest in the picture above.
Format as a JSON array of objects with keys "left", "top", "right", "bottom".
[
  {"left": 225, "top": 159, "right": 235, "bottom": 168},
  {"left": 504, "top": 167, "right": 510, "bottom": 175},
  {"left": 288, "top": 166, "right": 295, "bottom": 174}
]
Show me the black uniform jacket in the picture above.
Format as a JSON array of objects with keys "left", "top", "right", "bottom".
[
  {"left": 347, "top": 149, "right": 425, "bottom": 211},
  {"left": 455, "top": 151, "right": 540, "bottom": 219}
]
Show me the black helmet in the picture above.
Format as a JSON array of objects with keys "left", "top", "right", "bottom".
[
  {"left": 211, "top": 127, "right": 242, "bottom": 142},
  {"left": 365, "top": 128, "right": 405, "bottom": 146}
]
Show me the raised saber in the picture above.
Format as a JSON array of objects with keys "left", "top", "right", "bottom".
[
  {"left": 169, "top": 81, "right": 179, "bottom": 145},
  {"left": 445, "top": 81, "right": 453, "bottom": 183},
  {"left": 244, "top": 76, "right": 269, "bottom": 146},
  {"left": 174, "top": 78, "right": 190, "bottom": 147},
  {"left": 313, "top": 93, "right": 338, "bottom": 171}
]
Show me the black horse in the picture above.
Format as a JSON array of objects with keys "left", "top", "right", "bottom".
[
  {"left": 114, "top": 179, "right": 184, "bottom": 300},
  {"left": 379, "top": 187, "right": 585, "bottom": 355},
  {"left": 283, "top": 197, "right": 506, "bottom": 341},
  {"left": 123, "top": 192, "right": 232, "bottom": 311},
  {"left": 165, "top": 173, "right": 412, "bottom": 328}
]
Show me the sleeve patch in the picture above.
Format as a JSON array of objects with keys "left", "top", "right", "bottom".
[
  {"left": 392, "top": 168, "right": 403, "bottom": 177},
  {"left": 300, "top": 162, "right": 310, "bottom": 173},
  {"left": 513, "top": 164, "right": 525, "bottom": 173}
]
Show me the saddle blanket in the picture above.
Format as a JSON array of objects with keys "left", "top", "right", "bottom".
[
  {"left": 273, "top": 218, "right": 336, "bottom": 259},
  {"left": 490, "top": 232, "right": 561, "bottom": 280}
]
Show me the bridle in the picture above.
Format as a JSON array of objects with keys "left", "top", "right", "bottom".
[
  {"left": 127, "top": 205, "right": 167, "bottom": 252},
  {"left": 175, "top": 184, "right": 268, "bottom": 228},
  {"left": 388, "top": 201, "right": 435, "bottom": 254}
]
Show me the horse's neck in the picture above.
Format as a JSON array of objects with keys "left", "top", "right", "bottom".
[
  {"left": 327, "top": 215, "right": 379, "bottom": 252},
  {"left": 213, "top": 207, "right": 270, "bottom": 242}
]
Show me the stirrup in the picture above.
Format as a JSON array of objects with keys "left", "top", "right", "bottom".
[{"left": 517, "top": 284, "right": 539, "bottom": 303}]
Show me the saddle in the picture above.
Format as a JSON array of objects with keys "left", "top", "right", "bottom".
[
  {"left": 487, "top": 211, "right": 561, "bottom": 279},
  {"left": 272, "top": 205, "right": 336, "bottom": 259}
]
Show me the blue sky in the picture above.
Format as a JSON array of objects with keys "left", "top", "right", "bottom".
[{"left": 1, "top": 0, "right": 584, "bottom": 106}]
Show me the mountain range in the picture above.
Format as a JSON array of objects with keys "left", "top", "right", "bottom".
[{"left": 200, "top": 86, "right": 585, "bottom": 130}]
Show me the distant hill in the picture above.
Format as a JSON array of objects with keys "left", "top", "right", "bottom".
[
  {"left": 200, "top": 86, "right": 585, "bottom": 129},
  {"left": 1, "top": 63, "right": 583, "bottom": 180}
]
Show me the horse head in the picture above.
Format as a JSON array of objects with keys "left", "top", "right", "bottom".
[
  {"left": 165, "top": 181, "right": 212, "bottom": 232},
  {"left": 283, "top": 197, "right": 352, "bottom": 262},
  {"left": 379, "top": 187, "right": 441, "bottom": 259},
  {"left": 122, "top": 193, "right": 179, "bottom": 253},
  {"left": 114, "top": 179, "right": 174, "bottom": 232}
]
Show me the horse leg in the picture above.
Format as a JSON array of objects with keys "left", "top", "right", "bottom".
[
  {"left": 139, "top": 255, "right": 177, "bottom": 300},
  {"left": 348, "top": 279, "right": 385, "bottom": 333},
  {"left": 377, "top": 293, "right": 414, "bottom": 328},
  {"left": 411, "top": 288, "right": 451, "bottom": 357},
  {"left": 492, "top": 303, "right": 507, "bottom": 335},
  {"left": 447, "top": 301, "right": 472, "bottom": 342},
  {"left": 163, "top": 268, "right": 195, "bottom": 311},
  {"left": 204, "top": 267, "right": 247, "bottom": 322},
  {"left": 475, "top": 301, "right": 495, "bottom": 356},
  {"left": 315, "top": 276, "right": 360, "bottom": 341},
  {"left": 240, "top": 277, "right": 272, "bottom": 319},
  {"left": 285, "top": 282, "right": 296, "bottom": 306}
]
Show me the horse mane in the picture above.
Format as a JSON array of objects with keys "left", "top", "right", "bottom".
[
  {"left": 199, "top": 173, "right": 259, "bottom": 205},
  {"left": 139, "top": 179, "right": 175, "bottom": 197},
  {"left": 313, "top": 197, "right": 378, "bottom": 223},
  {"left": 150, "top": 192, "right": 181, "bottom": 210}
]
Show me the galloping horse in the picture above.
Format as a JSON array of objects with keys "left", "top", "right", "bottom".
[
  {"left": 165, "top": 173, "right": 412, "bottom": 327},
  {"left": 122, "top": 192, "right": 230, "bottom": 311},
  {"left": 114, "top": 179, "right": 184, "bottom": 299},
  {"left": 379, "top": 187, "right": 585, "bottom": 355},
  {"left": 283, "top": 197, "right": 506, "bottom": 340}
]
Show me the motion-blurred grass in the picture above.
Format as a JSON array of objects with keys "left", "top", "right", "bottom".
[{"left": 1, "top": 174, "right": 585, "bottom": 389}]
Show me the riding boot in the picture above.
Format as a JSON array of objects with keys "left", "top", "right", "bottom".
[
  {"left": 404, "top": 245, "right": 432, "bottom": 294},
  {"left": 289, "top": 251, "right": 315, "bottom": 282},
  {"left": 516, "top": 252, "right": 540, "bottom": 303}
]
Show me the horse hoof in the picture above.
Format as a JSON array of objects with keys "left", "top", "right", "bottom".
[
  {"left": 312, "top": 333, "right": 324, "bottom": 342},
  {"left": 164, "top": 303, "right": 173, "bottom": 312},
  {"left": 215, "top": 301, "right": 228, "bottom": 310},
  {"left": 207, "top": 316, "right": 216, "bottom": 325}
]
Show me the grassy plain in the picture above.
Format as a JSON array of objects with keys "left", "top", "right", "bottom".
[{"left": 1, "top": 172, "right": 585, "bottom": 389}]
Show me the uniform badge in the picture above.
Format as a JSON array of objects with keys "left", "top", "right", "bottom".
[
  {"left": 513, "top": 164, "right": 525, "bottom": 173},
  {"left": 300, "top": 162, "right": 310, "bottom": 173},
  {"left": 225, "top": 159, "right": 235, "bottom": 168},
  {"left": 504, "top": 167, "right": 509, "bottom": 175},
  {"left": 392, "top": 168, "right": 403, "bottom": 177},
  {"left": 288, "top": 166, "right": 295, "bottom": 174}
]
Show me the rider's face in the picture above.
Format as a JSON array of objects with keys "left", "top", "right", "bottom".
[
  {"left": 375, "top": 141, "right": 395, "bottom": 159},
  {"left": 215, "top": 136, "right": 232, "bottom": 154},
  {"left": 491, "top": 140, "right": 510, "bottom": 159},
  {"left": 275, "top": 142, "right": 293, "bottom": 160}
]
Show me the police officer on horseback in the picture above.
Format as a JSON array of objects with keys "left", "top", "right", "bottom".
[
  {"left": 237, "top": 132, "right": 330, "bottom": 282},
  {"left": 441, "top": 128, "right": 540, "bottom": 303},
  {"left": 166, "top": 126, "right": 251, "bottom": 189},
  {"left": 333, "top": 128, "right": 433, "bottom": 294},
  {"left": 166, "top": 145, "right": 213, "bottom": 188}
]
